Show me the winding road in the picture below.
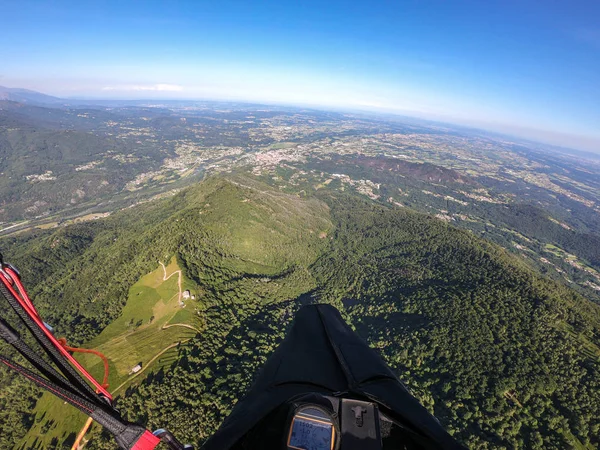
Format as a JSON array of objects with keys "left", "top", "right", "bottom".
[
  {"left": 159, "top": 260, "right": 183, "bottom": 302},
  {"left": 75, "top": 262, "right": 199, "bottom": 449},
  {"left": 112, "top": 262, "right": 198, "bottom": 393},
  {"left": 112, "top": 340, "right": 186, "bottom": 394}
]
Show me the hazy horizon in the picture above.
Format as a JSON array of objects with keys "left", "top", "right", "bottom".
[{"left": 1, "top": 0, "right": 599, "bottom": 152}]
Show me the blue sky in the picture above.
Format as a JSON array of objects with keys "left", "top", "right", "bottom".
[{"left": 1, "top": 0, "right": 599, "bottom": 151}]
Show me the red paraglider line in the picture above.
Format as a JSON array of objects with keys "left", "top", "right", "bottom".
[{"left": 0, "top": 267, "right": 112, "bottom": 400}]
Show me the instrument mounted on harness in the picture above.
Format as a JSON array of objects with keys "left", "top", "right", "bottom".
[
  {"left": 201, "top": 303, "right": 466, "bottom": 450},
  {"left": 0, "top": 250, "right": 465, "bottom": 449}
]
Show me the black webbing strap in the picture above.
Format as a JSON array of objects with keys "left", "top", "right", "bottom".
[
  {"left": 0, "top": 253, "right": 186, "bottom": 450},
  {"left": 0, "top": 354, "right": 98, "bottom": 415},
  {"left": 0, "top": 280, "right": 102, "bottom": 403},
  {"left": 0, "top": 262, "right": 150, "bottom": 449},
  {"left": 0, "top": 355, "right": 149, "bottom": 449},
  {"left": 0, "top": 317, "right": 95, "bottom": 401}
]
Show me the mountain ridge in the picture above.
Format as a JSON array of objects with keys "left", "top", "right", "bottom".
[
  {"left": 1, "top": 175, "right": 599, "bottom": 449},
  {"left": 0, "top": 86, "right": 64, "bottom": 105}
]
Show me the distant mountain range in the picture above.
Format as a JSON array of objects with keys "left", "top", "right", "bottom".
[
  {"left": 1, "top": 85, "right": 598, "bottom": 161},
  {"left": 0, "top": 86, "right": 65, "bottom": 106}
]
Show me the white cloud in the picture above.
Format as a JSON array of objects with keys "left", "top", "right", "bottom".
[{"left": 102, "top": 83, "right": 184, "bottom": 92}]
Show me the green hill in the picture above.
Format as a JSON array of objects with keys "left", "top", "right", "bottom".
[
  {"left": 1, "top": 175, "right": 599, "bottom": 449},
  {"left": 0, "top": 103, "right": 173, "bottom": 224},
  {"left": 19, "top": 257, "right": 202, "bottom": 449}
]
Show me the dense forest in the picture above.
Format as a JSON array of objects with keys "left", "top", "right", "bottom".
[
  {"left": 292, "top": 154, "right": 600, "bottom": 304},
  {"left": 303, "top": 154, "right": 600, "bottom": 272},
  {"left": 1, "top": 175, "right": 600, "bottom": 449}
]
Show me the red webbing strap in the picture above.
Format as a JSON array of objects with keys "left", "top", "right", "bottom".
[
  {"left": 58, "top": 338, "right": 110, "bottom": 389},
  {"left": 131, "top": 431, "right": 161, "bottom": 450},
  {"left": 0, "top": 267, "right": 112, "bottom": 399},
  {"left": 0, "top": 259, "right": 188, "bottom": 450}
]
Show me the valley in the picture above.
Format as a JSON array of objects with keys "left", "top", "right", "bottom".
[
  {"left": 2, "top": 100, "right": 598, "bottom": 305},
  {"left": 1, "top": 99, "right": 600, "bottom": 449}
]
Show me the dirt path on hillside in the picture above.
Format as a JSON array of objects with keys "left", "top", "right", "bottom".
[
  {"left": 79, "top": 263, "right": 195, "bottom": 449},
  {"left": 112, "top": 339, "right": 189, "bottom": 395},
  {"left": 228, "top": 179, "right": 283, "bottom": 199},
  {"left": 159, "top": 261, "right": 182, "bottom": 302},
  {"left": 162, "top": 322, "right": 200, "bottom": 332},
  {"left": 111, "top": 263, "right": 195, "bottom": 394},
  {"left": 79, "top": 336, "right": 191, "bottom": 449}
]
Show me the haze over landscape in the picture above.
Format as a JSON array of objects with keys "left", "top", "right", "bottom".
[
  {"left": 1, "top": 0, "right": 599, "bottom": 151},
  {"left": 1, "top": 1, "right": 600, "bottom": 450}
]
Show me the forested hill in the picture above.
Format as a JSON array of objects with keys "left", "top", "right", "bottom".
[
  {"left": 1, "top": 175, "right": 600, "bottom": 449},
  {"left": 0, "top": 102, "right": 173, "bottom": 224}
]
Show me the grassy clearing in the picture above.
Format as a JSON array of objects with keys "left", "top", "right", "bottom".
[
  {"left": 196, "top": 177, "right": 333, "bottom": 274},
  {"left": 269, "top": 142, "right": 296, "bottom": 149},
  {"left": 19, "top": 257, "right": 202, "bottom": 449},
  {"left": 35, "top": 221, "right": 59, "bottom": 230}
]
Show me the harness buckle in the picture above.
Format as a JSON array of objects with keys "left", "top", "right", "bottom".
[
  {"left": 0, "top": 262, "right": 20, "bottom": 285},
  {"left": 153, "top": 429, "right": 194, "bottom": 450}
]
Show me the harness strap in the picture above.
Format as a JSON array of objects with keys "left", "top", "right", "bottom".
[
  {"left": 0, "top": 253, "right": 190, "bottom": 449},
  {"left": 131, "top": 431, "right": 162, "bottom": 450},
  {"left": 0, "top": 317, "right": 94, "bottom": 400},
  {"left": 0, "top": 266, "right": 112, "bottom": 400},
  {"left": 0, "top": 355, "right": 158, "bottom": 449},
  {"left": 0, "top": 273, "right": 108, "bottom": 403},
  {"left": 0, "top": 355, "right": 99, "bottom": 415}
]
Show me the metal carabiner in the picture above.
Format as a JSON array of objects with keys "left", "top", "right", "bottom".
[
  {"left": 153, "top": 429, "right": 194, "bottom": 450},
  {"left": 0, "top": 251, "right": 20, "bottom": 284},
  {"left": 0, "top": 265, "right": 14, "bottom": 285}
]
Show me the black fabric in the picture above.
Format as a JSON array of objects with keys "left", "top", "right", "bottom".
[
  {"left": 202, "top": 304, "right": 465, "bottom": 450},
  {"left": 340, "top": 399, "right": 382, "bottom": 450}
]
